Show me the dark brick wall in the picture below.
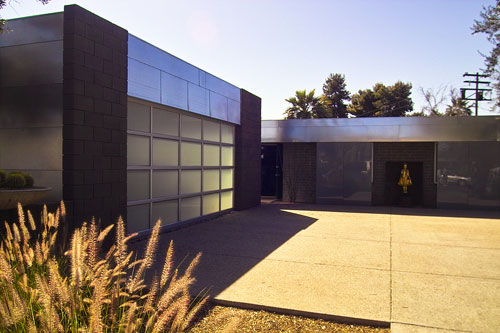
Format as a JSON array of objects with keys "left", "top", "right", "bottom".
[
  {"left": 62, "top": 5, "right": 127, "bottom": 229},
  {"left": 234, "top": 89, "right": 261, "bottom": 210},
  {"left": 372, "top": 142, "right": 436, "bottom": 207},
  {"left": 282, "top": 143, "right": 316, "bottom": 203}
]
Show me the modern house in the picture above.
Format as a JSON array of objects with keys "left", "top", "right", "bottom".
[
  {"left": 261, "top": 117, "right": 500, "bottom": 210},
  {"left": 1, "top": 6, "right": 499, "bottom": 238},
  {"left": 0, "top": 5, "right": 261, "bottom": 233}
]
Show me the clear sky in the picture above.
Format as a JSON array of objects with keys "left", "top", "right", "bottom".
[{"left": 2, "top": 0, "right": 498, "bottom": 118}]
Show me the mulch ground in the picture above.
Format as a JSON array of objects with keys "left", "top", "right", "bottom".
[{"left": 189, "top": 305, "right": 390, "bottom": 332}]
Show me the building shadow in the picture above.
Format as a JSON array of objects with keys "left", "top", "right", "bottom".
[{"left": 130, "top": 203, "right": 319, "bottom": 297}]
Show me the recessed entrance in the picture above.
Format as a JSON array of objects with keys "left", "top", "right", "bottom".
[
  {"left": 385, "top": 161, "right": 423, "bottom": 207},
  {"left": 261, "top": 144, "right": 283, "bottom": 199}
]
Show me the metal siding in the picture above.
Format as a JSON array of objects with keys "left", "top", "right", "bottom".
[
  {"left": 209, "top": 91, "right": 228, "bottom": 121},
  {"left": 128, "top": 58, "right": 161, "bottom": 103},
  {"left": 127, "top": 34, "right": 241, "bottom": 124},
  {"left": 0, "top": 41, "right": 63, "bottom": 86},
  {"left": 161, "top": 71, "right": 188, "bottom": 110},
  {"left": 187, "top": 83, "right": 210, "bottom": 116},
  {"left": 0, "top": 13, "right": 63, "bottom": 47},
  {"left": 0, "top": 13, "right": 63, "bottom": 202},
  {"left": 227, "top": 99, "right": 241, "bottom": 124},
  {"left": 262, "top": 117, "right": 500, "bottom": 143}
]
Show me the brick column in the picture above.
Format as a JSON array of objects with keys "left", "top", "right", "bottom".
[
  {"left": 282, "top": 143, "right": 316, "bottom": 203},
  {"left": 62, "top": 5, "right": 127, "bottom": 229},
  {"left": 234, "top": 89, "right": 261, "bottom": 210}
]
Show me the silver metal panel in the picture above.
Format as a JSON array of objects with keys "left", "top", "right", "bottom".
[
  {"left": 187, "top": 83, "right": 209, "bottom": 116},
  {"left": 342, "top": 142, "right": 372, "bottom": 204},
  {"left": 128, "top": 34, "right": 199, "bottom": 84},
  {"left": 316, "top": 143, "right": 343, "bottom": 204},
  {"left": 206, "top": 73, "right": 241, "bottom": 102},
  {"left": 262, "top": 117, "right": 500, "bottom": 143},
  {"left": 0, "top": 41, "right": 63, "bottom": 86},
  {"left": 160, "top": 71, "right": 188, "bottom": 110},
  {"left": 0, "top": 13, "right": 63, "bottom": 47},
  {"left": 209, "top": 91, "right": 228, "bottom": 121},
  {"left": 0, "top": 84, "right": 62, "bottom": 128},
  {"left": 437, "top": 142, "right": 500, "bottom": 210},
  {"left": 0, "top": 127, "right": 62, "bottom": 170},
  {"left": 199, "top": 70, "right": 207, "bottom": 88},
  {"left": 128, "top": 58, "right": 161, "bottom": 103},
  {"left": 316, "top": 142, "right": 372, "bottom": 205},
  {"left": 227, "top": 99, "right": 241, "bottom": 124},
  {"left": 467, "top": 141, "right": 500, "bottom": 209}
]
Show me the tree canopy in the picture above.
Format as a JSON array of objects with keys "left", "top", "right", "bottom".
[
  {"left": 472, "top": 0, "right": 500, "bottom": 108},
  {"left": 347, "top": 81, "right": 413, "bottom": 117},
  {"left": 321, "top": 73, "right": 350, "bottom": 118},
  {"left": 445, "top": 89, "right": 472, "bottom": 116},
  {"left": 284, "top": 89, "right": 326, "bottom": 119}
]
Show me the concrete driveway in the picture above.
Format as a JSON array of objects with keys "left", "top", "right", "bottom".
[{"left": 144, "top": 203, "right": 500, "bottom": 332}]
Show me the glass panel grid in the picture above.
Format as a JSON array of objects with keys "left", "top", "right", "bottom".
[{"left": 127, "top": 100, "right": 235, "bottom": 232}]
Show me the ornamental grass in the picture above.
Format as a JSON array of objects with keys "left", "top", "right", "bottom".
[{"left": 0, "top": 202, "right": 207, "bottom": 332}]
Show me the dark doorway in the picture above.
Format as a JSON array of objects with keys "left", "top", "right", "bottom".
[
  {"left": 385, "top": 161, "right": 423, "bottom": 207},
  {"left": 261, "top": 144, "right": 283, "bottom": 198}
]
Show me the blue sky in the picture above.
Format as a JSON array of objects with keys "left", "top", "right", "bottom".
[{"left": 3, "top": 0, "right": 498, "bottom": 118}]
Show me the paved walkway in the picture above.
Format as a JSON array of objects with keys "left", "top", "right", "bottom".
[{"left": 144, "top": 203, "right": 500, "bottom": 332}]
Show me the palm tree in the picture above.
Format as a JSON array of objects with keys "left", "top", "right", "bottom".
[
  {"left": 284, "top": 89, "right": 327, "bottom": 119},
  {"left": 445, "top": 90, "right": 472, "bottom": 116}
]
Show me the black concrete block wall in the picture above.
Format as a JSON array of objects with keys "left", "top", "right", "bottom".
[
  {"left": 234, "top": 89, "right": 261, "bottom": 210},
  {"left": 282, "top": 143, "right": 316, "bottom": 203},
  {"left": 62, "top": 5, "right": 127, "bottom": 229},
  {"left": 372, "top": 142, "right": 436, "bottom": 207}
]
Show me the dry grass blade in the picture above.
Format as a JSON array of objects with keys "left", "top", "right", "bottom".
[
  {"left": 0, "top": 202, "right": 208, "bottom": 332},
  {"left": 160, "top": 240, "right": 174, "bottom": 289}
]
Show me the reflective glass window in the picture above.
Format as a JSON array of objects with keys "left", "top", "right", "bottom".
[
  {"left": 127, "top": 171, "right": 150, "bottom": 201},
  {"left": 128, "top": 135, "right": 150, "bottom": 166},
  {"left": 152, "top": 200, "right": 178, "bottom": 225},
  {"left": 152, "top": 170, "right": 178, "bottom": 198},
  {"left": 221, "top": 169, "right": 233, "bottom": 189},
  {"left": 153, "top": 108, "right": 179, "bottom": 136},
  {"left": 128, "top": 102, "right": 150, "bottom": 132},
  {"left": 203, "top": 144, "right": 220, "bottom": 166},
  {"left": 181, "top": 115, "right": 201, "bottom": 139},
  {"left": 181, "top": 142, "right": 201, "bottom": 166},
  {"left": 203, "top": 169, "right": 219, "bottom": 192},
  {"left": 181, "top": 170, "right": 201, "bottom": 194},
  {"left": 181, "top": 196, "right": 201, "bottom": 220},
  {"left": 221, "top": 124, "right": 233, "bottom": 144},
  {"left": 153, "top": 138, "right": 178, "bottom": 166},
  {"left": 221, "top": 146, "right": 233, "bottom": 166},
  {"left": 203, "top": 193, "right": 219, "bottom": 215},
  {"left": 203, "top": 120, "right": 220, "bottom": 142},
  {"left": 221, "top": 191, "right": 233, "bottom": 210}
]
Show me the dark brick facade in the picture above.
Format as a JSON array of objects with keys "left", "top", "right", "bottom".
[
  {"left": 62, "top": 5, "right": 127, "bottom": 229},
  {"left": 234, "top": 90, "right": 261, "bottom": 210},
  {"left": 282, "top": 143, "right": 316, "bottom": 203},
  {"left": 372, "top": 142, "right": 436, "bottom": 207}
]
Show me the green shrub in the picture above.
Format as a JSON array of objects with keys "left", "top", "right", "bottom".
[
  {"left": 0, "top": 202, "right": 207, "bottom": 332},
  {"left": 0, "top": 169, "right": 6, "bottom": 186},
  {"left": 23, "top": 173, "right": 34, "bottom": 187},
  {"left": 4, "top": 172, "right": 26, "bottom": 189}
]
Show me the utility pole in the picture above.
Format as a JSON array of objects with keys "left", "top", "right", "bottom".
[{"left": 461, "top": 72, "right": 492, "bottom": 116}]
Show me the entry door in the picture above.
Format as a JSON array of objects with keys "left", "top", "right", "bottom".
[{"left": 261, "top": 144, "right": 282, "bottom": 198}]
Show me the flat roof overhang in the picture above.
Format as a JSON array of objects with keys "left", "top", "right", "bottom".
[{"left": 262, "top": 116, "right": 500, "bottom": 143}]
